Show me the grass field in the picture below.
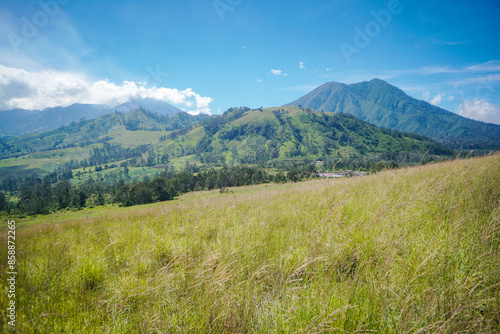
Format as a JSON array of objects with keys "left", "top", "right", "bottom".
[
  {"left": 1, "top": 154, "right": 499, "bottom": 333},
  {"left": 0, "top": 146, "right": 91, "bottom": 180}
]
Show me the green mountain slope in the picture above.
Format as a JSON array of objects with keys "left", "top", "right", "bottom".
[
  {"left": 0, "top": 109, "right": 208, "bottom": 160},
  {"left": 284, "top": 79, "right": 500, "bottom": 150},
  {"left": 0, "top": 106, "right": 453, "bottom": 184},
  {"left": 158, "top": 106, "right": 454, "bottom": 165}
]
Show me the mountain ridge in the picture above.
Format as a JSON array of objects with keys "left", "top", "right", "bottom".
[
  {"left": 0, "top": 99, "right": 185, "bottom": 138},
  {"left": 284, "top": 79, "right": 500, "bottom": 149},
  {"left": 0, "top": 106, "right": 454, "bottom": 180},
  {"left": 0, "top": 108, "right": 208, "bottom": 160},
  {"left": 156, "top": 106, "right": 454, "bottom": 166}
]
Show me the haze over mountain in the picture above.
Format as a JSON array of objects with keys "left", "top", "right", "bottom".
[
  {"left": 0, "top": 108, "right": 208, "bottom": 161},
  {"left": 113, "top": 98, "right": 183, "bottom": 116},
  {"left": 285, "top": 79, "right": 500, "bottom": 150},
  {"left": 0, "top": 99, "right": 184, "bottom": 138}
]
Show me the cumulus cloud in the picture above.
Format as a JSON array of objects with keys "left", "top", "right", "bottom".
[
  {"left": 269, "top": 69, "right": 287, "bottom": 76},
  {"left": 457, "top": 99, "right": 500, "bottom": 125},
  {"left": 299, "top": 62, "right": 306, "bottom": 70},
  {"left": 430, "top": 93, "right": 443, "bottom": 106},
  {"left": 0, "top": 65, "right": 213, "bottom": 114}
]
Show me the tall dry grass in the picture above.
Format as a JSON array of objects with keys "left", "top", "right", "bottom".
[{"left": 1, "top": 154, "right": 499, "bottom": 333}]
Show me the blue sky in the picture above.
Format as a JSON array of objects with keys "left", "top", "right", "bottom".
[{"left": 0, "top": 0, "right": 499, "bottom": 123}]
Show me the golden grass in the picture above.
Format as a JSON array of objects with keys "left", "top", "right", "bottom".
[{"left": 1, "top": 154, "right": 499, "bottom": 333}]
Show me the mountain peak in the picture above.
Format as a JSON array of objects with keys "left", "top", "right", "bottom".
[
  {"left": 368, "top": 78, "right": 388, "bottom": 84},
  {"left": 285, "top": 79, "right": 500, "bottom": 149},
  {"left": 113, "top": 98, "right": 182, "bottom": 116}
]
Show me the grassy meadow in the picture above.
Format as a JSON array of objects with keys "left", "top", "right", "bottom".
[{"left": 1, "top": 154, "right": 499, "bottom": 333}]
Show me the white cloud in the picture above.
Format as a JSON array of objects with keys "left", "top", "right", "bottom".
[
  {"left": 431, "top": 39, "right": 476, "bottom": 46},
  {"left": 420, "top": 66, "right": 459, "bottom": 75},
  {"left": 299, "top": 62, "right": 306, "bottom": 70},
  {"left": 449, "top": 73, "right": 500, "bottom": 87},
  {"left": 422, "top": 91, "right": 431, "bottom": 101},
  {"left": 418, "top": 61, "right": 500, "bottom": 76},
  {"left": 466, "top": 60, "right": 500, "bottom": 73},
  {"left": 0, "top": 65, "right": 213, "bottom": 114},
  {"left": 457, "top": 99, "right": 500, "bottom": 124},
  {"left": 430, "top": 94, "right": 443, "bottom": 106},
  {"left": 270, "top": 69, "right": 287, "bottom": 76}
]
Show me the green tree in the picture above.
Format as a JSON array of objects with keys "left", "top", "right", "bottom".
[
  {"left": 150, "top": 177, "right": 176, "bottom": 202},
  {"left": 18, "top": 179, "right": 53, "bottom": 215},
  {"left": 54, "top": 180, "right": 71, "bottom": 209},
  {"left": 71, "top": 190, "right": 87, "bottom": 208},
  {"left": 130, "top": 183, "right": 154, "bottom": 205},
  {"left": 0, "top": 191, "right": 9, "bottom": 212},
  {"left": 371, "top": 161, "right": 385, "bottom": 173},
  {"left": 96, "top": 192, "right": 105, "bottom": 206},
  {"left": 114, "top": 185, "right": 131, "bottom": 206}
]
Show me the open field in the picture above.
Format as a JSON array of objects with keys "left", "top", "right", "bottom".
[{"left": 1, "top": 154, "right": 499, "bottom": 333}]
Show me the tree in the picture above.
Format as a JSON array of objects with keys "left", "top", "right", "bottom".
[
  {"left": 387, "top": 161, "right": 399, "bottom": 169},
  {"left": 71, "top": 190, "right": 87, "bottom": 208},
  {"left": 96, "top": 192, "right": 105, "bottom": 206},
  {"left": 150, "top": 177, "right": 171, "bottom": 202},
  {"left": 114, "top": 185, "right": 131, "bottom": 206},
  {"left": 130, "top": 183, "right": 154, "bottom": 205},
  {"left": 153, "top": 177, "right": 177, "bottom": 201},
  {"left": 19, "top": 182, "right": 51, "bottom": 215},
  {"left": 371, "top": 161, "right": 385, "bottom": 173},
  {"left": 0, "top": 191, "right": 9, "bottom": 212},
  {"left": 54, "top": 180, "right": 71, "bottom": 209}
]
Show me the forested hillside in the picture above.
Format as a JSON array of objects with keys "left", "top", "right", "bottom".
[{"left": 285, "top": 79, "right": 500, "bottom": 150}]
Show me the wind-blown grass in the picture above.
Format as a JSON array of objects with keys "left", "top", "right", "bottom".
[{"left": 2, "top": 154, "right": 499, "bottom": 333}]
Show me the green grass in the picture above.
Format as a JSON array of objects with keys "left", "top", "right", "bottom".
[
  {"left": 1, "top": 155, "right": 499, "bottom": 333},
  {"left": 0, "top": 147, "right": 90, "bottom": 179},
  {"left": 104, "top": 126, "right": 165, "bottom": 147}
]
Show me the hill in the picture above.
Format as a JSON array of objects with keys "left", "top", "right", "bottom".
[
  {"left": 0, "top": 108, "right": 208, "bottom": 161},
  {"left": 5, "top": 154, "right": 500, "bottom": 333},
  {"left": 0, "top": 99, "right": 184, "bottom": 138},
  {"left": 158, "top": 106, "right": 454, "bottom": 165},
  {"left": 284, "top": 79, "right": 500, "bottom": 150},
  {"left": 0, "top": 104, "right": 110, "bottom": 138},
  {"left": 0, "top": 106, "right": 454, "bottom": 183}
]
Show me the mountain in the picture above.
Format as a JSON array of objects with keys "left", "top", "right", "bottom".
[
  {"left": 284, "top": 79, "right": 500, "bottom": 150},
  {"left": 0, "top": 106, "right": 453, "bottom": 180},
  {"left": 0, "top": 99, "right": 184, "bottom": 138},
  {"left": 0, "top": 108, "right": 208, "bottom": 160},
  {"left": 0, "top": 104, "right": 110, "bottom": 138},
  {"left": 157, "top": 106, "right": 454, "bottom": 165},
  {"left": 113, "top": 98, "right": 182, "bottom": 116}
]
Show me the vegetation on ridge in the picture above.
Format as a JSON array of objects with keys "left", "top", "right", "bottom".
[{"left": 285, "top": 79, "right": 500, "bottom": 150}]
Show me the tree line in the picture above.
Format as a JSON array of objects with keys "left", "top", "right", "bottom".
[{"left": 1, "top": 164, "right": 323, "bottom": 216}]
